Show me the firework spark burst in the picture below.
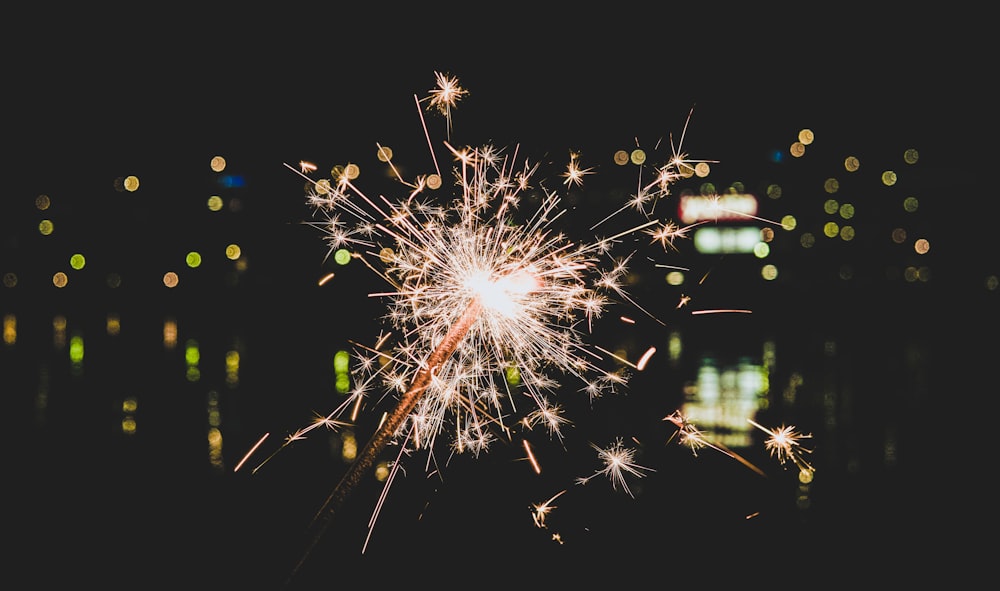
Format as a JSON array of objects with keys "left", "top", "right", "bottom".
[{"left": 268, "top": 72, "right": 722, "bottom": 581}]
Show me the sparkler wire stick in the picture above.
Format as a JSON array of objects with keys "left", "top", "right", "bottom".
[{"left": 288, "top": 296, "right": 483, "bottom": 584}]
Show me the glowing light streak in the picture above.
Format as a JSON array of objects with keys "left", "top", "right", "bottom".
[
  {"left": 636, "top": 346, "right": 656, "bottom": 371},
  {"left": 523, "top": 439, "right": 541, "bottom": 474},
  {"left": 233, "top": 432, "right": 269, "bottom": 473}
]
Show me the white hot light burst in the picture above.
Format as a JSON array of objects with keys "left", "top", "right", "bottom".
[{"left": 273, "top": 72, "right": 717, "bottom": 579}]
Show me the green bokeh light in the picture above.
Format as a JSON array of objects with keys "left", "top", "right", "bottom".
[
  {"left": 186, "top": 252, "right": 202, "bottom": 268},
  {"left": 334, "top": 249, "right": 352, "bottom": 265},
  {"left": 69, "top": 254, "right": 86, "bottom": 270}
]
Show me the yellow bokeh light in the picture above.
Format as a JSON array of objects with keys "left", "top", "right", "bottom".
[
  {"left": 630, "top": 149, "right": 646, "bottom": 165},
  {"left": 766, "top": 184, "right": 782, "bottom": 199},
  {"left": 613, "top": 150, "right": 629, "bottom": 166},
  {"left": 761, "top": 264, "right": 778, "bottom": 281},
  {"left": 2, "top": 273, "right": 17, "bottom": 288},
  {"left": 426, "top": 174, "right": 442, "bottom": 190},
  {"left": 207, "top": 195, "right": 224, "bottom": 212},
  {"left": 53, "top": 272, "right": 68, "bottom": 288},
  {"left": 839, "top": 203, "right": 855, "bottom": 219},
  {"left": 377, "top": 146, "right": 393, "bottom": 162},
  {"left": 225, "top": 244, "right": 241, "bottom": 260},
  {"left": 844, "top": 156, "right": 860, "bottom": 172},
  {"left": 35, "top": 194, "right": 50, "bottom": 210},
  {"left": 210, "top": 156, "right": 226, "bottom": 172},
  {"left": 163, "top": 272, "right": 179, "bottom": 288},
  {"left": 124, "top": 175, "right": 140, "bottom": 192},
  {"left": 823, "top": 178, "right": 839, "bottom": 194},
  {"left": 823, "top": 199, "right": 839, "bottom": 214},
  {"left": 797, "top": 129, "right": 814, "bottom": 145},
  {"left": 694, "top": 162, "right": 710, "bottom": 177},
  {"left": 800, "top": 233, "right": 816, "bottom": 248},
  {"left": 903, "top": 196, "right": 919, "bottom": 213},
  {"left": 38, "top": 220, "right": 54, "bottom": 236},
  {"left": 823, "top": 222, "right": 840, "bottom": 238},
  {"left": 903, "top": 148, "right": 919, "bottom": 165},
  {"left": 344, "top": 163, "right": 360, "bottom": 180},
  {"left": 881, "top": 170, "right": 897, "bottom": 186},
  {"left": 780, "top": 215, "right": 796, "bottom": 231},
  {"left": 839, "top": 225, "right": 855, "bottom": 241},
  {"left": 790, "top": 142, "right": 805, "bottom": 158}
]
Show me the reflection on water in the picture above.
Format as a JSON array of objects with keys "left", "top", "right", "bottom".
[{"left": 4, "top": 305, "right": 936, "bottom": 585}]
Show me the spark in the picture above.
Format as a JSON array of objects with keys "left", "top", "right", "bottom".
[
  {"left": 299, "top": 160, "right": 317, "bottom": 174},
  {"left": 690, "top": 309, "right": 753, "bottom": 315},
  {"left": 317, "top": 272, "right": 335, "bottom": 286},
  {"left": 748, "top": 419, "right": 815, "bottom": 475},
  {"left": 561, "top": 151, "right": 594, "bottom": 188},
  {"left": 664, "top": 411, "right": 766, "bottom": 476},
  {"left": 420, "top": 71, "right": 467, "bottom": 140},
  {"left": 576, "top": 438, "right": 654, "bottom": 498},
  {"left": 531, "top": 489, "right": 566, "bottom": 529},
  {"left": 233, "top": 432, "right": 269, "bottom": 473},
  {"left": 636, "top": 346, "right": 656, "bottom": 371},
  {"left": 523, "top": 439, "right": 542, "bottom": 474}
]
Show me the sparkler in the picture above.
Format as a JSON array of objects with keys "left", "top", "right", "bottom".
[
  {"left": 259, "top": 72, "right": 816, "bottom": 584},
  {"left": 272, "top": 71, "right": 709, "bottom": 581}
]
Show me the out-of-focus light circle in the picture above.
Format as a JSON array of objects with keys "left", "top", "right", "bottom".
[
  {"left": 211, "top": 156, "right": 226, "bottom": 172},
  {"left": 823, "top": 199, "right": 839, "bottom": 214},
  {"left": 823, "top": 222, "right": 839, "bottom": 238},
  {"left": 799, "top": 469, "right": 814, "bottom": 484},
  {"left": 333, "top": 249, "right": 351, "bottom": 265},
  {"left": 914, "top": 238, "right": 930, "bottom": 254},
  {"left": 903, "top": 149, "right": 919, "bottom": 164},
  {"left": 124, "top": 175, "right": 140, "bottom": 192},
  {"left": 38, "top": 220, "right": 54, "bottom": 235},
  {"left": 378, "top": 247, "right": 394, "bottom": 263},
  {"left": 839, "top": 264, "right": 854, "bottom": 280},
  {"left": 106, "top": 273, "right": 122, "bottom": 288},
  {"left": 3, "top": 272, "right": 17, "bottom": 288},
  {"left": 800, "top": 233, "right": 815, "bottom": 248},
  {"left": 163, "top": 272, "right": 179, "bottom": 288},
  {"left": 330, "top": 165, "right": 345, "bottom": 181},
  {"left": 426, "top": 174, "right": 442, "bottom": 190},
  {"left": 35, "top": 194, "right": 50, "bottom": 210},
  {"left": 839, "top": 225, "right": 855, "bottom": 241},
  {"left": 665, "top": 271, "right": 684, "bottom": 286},
  {"left": 790, "top": 142, "right": 805, "bottom": 158},
  {"left": 844, "top": 156, "right": 860, "bottom": 172},
  {"left": 335, "top": 374, "right": 351, "bottom": 393},
  {"left": 69, "top": 254, "right": 86, "bottom": 270},
  {"left": 823, "top": 178, "right": 839, "bottom": 194},
  {"left": 186, "top": 252, "right": 202, "bottom": 268},
  {"left": 229, "top": 197, "right": 243, "bottom": 213},
  {"left": 761, "top": 227, "right": 774, "bottom": 242},
  {"left": 694, "top": 162, "right": 710, "bottom": 177},
  {"left": 334, "top": 350, "right": 350, "bottom": 374},
  {"left": 225, "top": 244, "right": 241, "bottom": 260},
  {"left": 761, "top": 264, "right": 778, "bottom": 281},
  {"left": 730, "top": 181, "right": 745, "bottom": 193},
  {"left": 630, "top": 149, "right": 646, "bottom": 165},
  {"left": 766, "top": 184, "right": 782, "bottom": 199},
  {"left": 377, "top": 146, "right": 393, "bottom": 162},
  {"left": 53, "top": 272, "right": 68, "bottom": 288},
  {"left": 891, "top": 228, "right": 907, "bottom": 243},
  {"left": 207, "top": 195, "right": 224, "bottom": 211},
  {"left": 753, "top": 242, "right": 770, "bottom": 258},
  {"left": 839, "top": 203, "right": 855, "bottom": 219},
  {"left": 315, "top": 179, "right": 331, "bottom": 195},
  {"left": 613, "top": 150, "right": 629, "bottom": 166},
  {"left": 903, "top": 196, "right": 919, "bottom": 213},
  {"left": 781, "top": 215, "right": 796, "bottom": 231},
  {"left": 699, "top": 182, "right": 716, "bottom": 196},
  {"left": 881, "top": 170, "right": 897, "bottom": 186},
  {"left": 344, "top": 163, "right": 360, "bottom": 180},
  {"left": 798, "top": 129, "right": 814, "bottom": 145},
  {"left": 985, "top": 275, "right": 998, "bottom": 291}
]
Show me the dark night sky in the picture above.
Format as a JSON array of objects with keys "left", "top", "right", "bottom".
[{"left": 4, "top": 6, "right": 995, "bottom": 588}]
